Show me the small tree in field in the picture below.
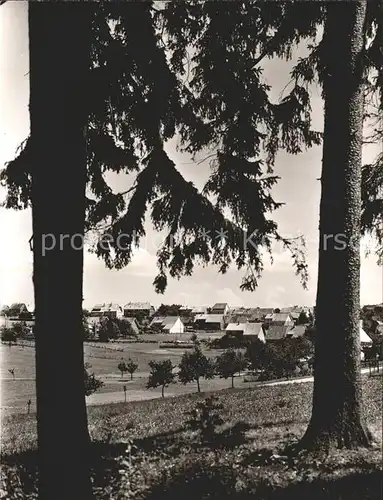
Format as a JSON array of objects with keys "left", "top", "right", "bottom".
[
  {"left": 178, "top": 345, "right": 215, "bottom": 393},
  {"left": 215, "top": 349, "right": 247, "bottom": 388},
  {"left": 147, "top": 359, "right": 176, "bottom": 398},
  {"left": 8, "top": 368, "right": 15, "bottom": 380},
  {"left": 118, "top": 359, "right": 128, "bottom": 379},
  {"left": 126, "top": 358, "right": 138, "bottom": 380},
  {"left": 98, "top": 316, "right": 120, "bottom": 342},
  {"left": 84, "top": 363, "right": 103, "bottom": 397},
  {"left": 245, "top": 338, "right": 268, "bottom": 372},
  {"left": 1, "top": 328, "right": 16, "bottom": 347}
]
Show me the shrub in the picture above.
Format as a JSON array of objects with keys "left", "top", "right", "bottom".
[
  {"left": 184, "top": 396, "right": 224, "bottom": 445},
  {"left": 84, "top": 362, "right": 104, "bottom": 396},
  {"left": 1, "top": 327, "right": 16, "bottom": 346}
]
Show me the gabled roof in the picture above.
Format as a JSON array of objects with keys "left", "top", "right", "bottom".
[
  {"left": 162, "top": 316, "right": 180, "bottom": 325},
  {"left": 257, "top": 308, "right": 274, "bottom": 316},
  {"left": 103, "top": 303, "right": 122, "bottom": 311},
  {"left": 92, "top": 304, "right": 104, "bottom": 310},
  {"left": 286, "top": 325, "right": 306, "bottom": 337},
  {"left": 360, "top": 325, "right": 372, "bottom": 343},
  {"left": 243, "top": 322, "right": 264, "bottom": 336},
  {"left": 205, "top": 314, "right": 224, "bottom": 323},
  {"left": 270, "top": 313, "right": 293, "bottom": 324},
  {"left": 124, "top": 302, "right": 153, "bottom": 310},
  {"left": 290, "top": 311, "right": 301, "bottom": 320},
  {"left": 150, "top": 316, "right": 166, "bottom": 326},
  {"left": 226, "top": 323, "right": 244, "bottom": 331},
  {"left": 211, "top": 303, "right": 228, "bottom": 310},
  {"left": 150, "top": 316, "right": 181, "bottom": 328},
  {"left": 191, "top": 306, "right": 207, "bottom": 314},
  {"left": 194, "top": 313, "right": 208, "bottom": 321},
  {"left": 266, "top": 325, "right": 293, "bottom": 340}
]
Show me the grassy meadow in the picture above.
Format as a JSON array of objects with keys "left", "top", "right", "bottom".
[
  {"left": 1, "top": 339, "right": 230, "bottom": 413},
  {"left": 1, "top": 374, "right": 382, "bottom": 499}
]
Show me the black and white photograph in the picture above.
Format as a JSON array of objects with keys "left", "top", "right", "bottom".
[{"left": 0, "top": 1, "right": 382, "bottom": 499}]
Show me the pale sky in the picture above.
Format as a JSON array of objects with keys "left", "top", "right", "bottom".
[{"left": 0, "top": 2, "right": 382, "bottom": 310}]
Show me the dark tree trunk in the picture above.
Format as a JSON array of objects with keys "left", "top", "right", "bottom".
[
  {"left": 301, "top": 1, "right": 372, "bottom": 451},
  {"left": 29, "top": 4, "right": 93, "bottom": 499},
  {"left": 197, "top": 378, "right": 201, "bottom": 393},
  {"left": 231, "top": 376, "right": 234, "bottom": 388},
  {"left": 131, "top": 372, "right": 133, "bottom": 380},
  {"left": 161, "top": 385, "right": 165, "bottom": 398}
]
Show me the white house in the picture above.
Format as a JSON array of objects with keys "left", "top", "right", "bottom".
[{"left": 150, "top": 316, "right": 184, "bottom": 335}]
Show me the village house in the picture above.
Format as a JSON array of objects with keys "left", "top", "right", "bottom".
[
  {"left": 265, "top": 313, "right": 295, "bottom": 341},
  {"left": 256, "top": 308, "right": 275, "bottom": 320},
  {"left": 89, "top": 303, "right": 123, "bottom": 320},
  {"left": 194, "top": 313, "right": 225, "bottom": 331},
  {"left": 227, "top": 308, "right": 262, "bottom": 324},
  {"left": 210, "top": 303, "right": 230, "bottom": 316},
  {"left": 149, "top": 316, "right": 185, "bottom": 335},
  {"left": 123, "top": 302, "right": 155, "bottom": 321},
  {"left": 225, "top": 321, "right": 265, "bottom": 342}
]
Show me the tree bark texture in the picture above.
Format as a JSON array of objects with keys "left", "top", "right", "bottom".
[
  {"left": 301, "top": 0, "right": 372, "bottom": 451},
  {"left": 29, "top": 3, "right": 94, "bottom": 498}
]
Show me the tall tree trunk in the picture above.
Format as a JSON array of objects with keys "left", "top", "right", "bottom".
[
  {"left": 197, "top": 378, "right": 201, "bottom": 393},
  {"left": 301, "top": 1, "right": 372, "bottom": 451},
  {"left": 29, "top": 4, "right": 93, "bottom": 499},
  {"left": 161, "top": 385, "right": 165, "bottom": 398}
]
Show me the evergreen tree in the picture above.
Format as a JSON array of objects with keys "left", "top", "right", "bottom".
[{"left": 1, "top": 2, "right": 381, "bottom": 471}]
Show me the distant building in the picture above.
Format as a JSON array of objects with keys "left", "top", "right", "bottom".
[
  {"left": 89, "top": 304, "right": 105, "bottom": 318},
  {"left": 266, "top": 324, "right": 294, "bottom": 341},
  {"left": 270, "top": 313, "right": 294, "bottom": 326},
  {"left": 256, "top": 308, "right": 274, "bottom": 319},
  {"left": 149, "top": 316, "right": 184, "bottom": 335},
  {"left": 89, "top": 303, "right": 123, "bottom": 320},
  {"left": 191, "top": 306, "right": 207, "bottom": 312},
  {"left": 123, "top": 302, "right": 155, "bottom": 321},
  {"left": 210, "top": 303, "right": 230, "bottom": 316},
  {"left": 225, "top": 321, "right": 265, "bottom": 342},
  {"left": 227, "top": 308, "right": 262, "bottom": 324},
  {"left": 194, "top": 314, "right": 225, "bottom": 331},
  {"left": 285, "top": 325, "right": 307, "bottom": 338}
]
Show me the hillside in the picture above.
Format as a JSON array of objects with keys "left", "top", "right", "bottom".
[{"left": 1, "top": 374, "right": 382, "bottom": 499}]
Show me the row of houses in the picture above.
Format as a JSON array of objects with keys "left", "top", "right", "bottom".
[
  {"left": 144, "top": 315, "right": 373, "bottom": 347},
  {"left": 87, "top": 302, "right": 314, "bottom": 321}
]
